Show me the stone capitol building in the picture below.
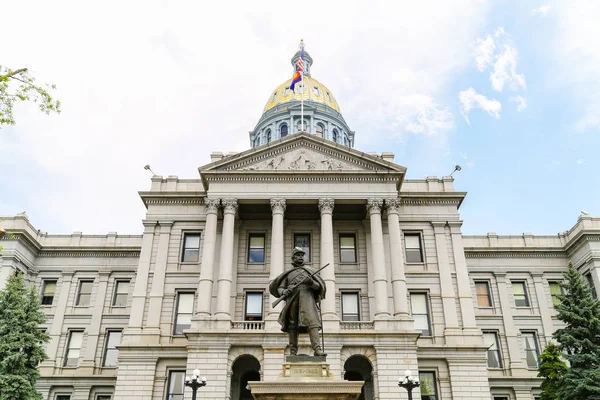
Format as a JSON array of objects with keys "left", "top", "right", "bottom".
[{"left": 1, "top": 45, "right": 599, "bottom": 400}]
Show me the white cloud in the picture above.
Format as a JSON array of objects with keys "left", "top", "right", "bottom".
[
  {"left": 0, "top": 0, "right": 491, "bottom": 233},
  {"left": 577, "top": 159, "right": 585, "bottom": 165},
  {"left": 532, "top": 5, "right": 552, "bottom": 17},
  {"left": 471, "top": 28, "right": 526, "bottom": 92},
  {"left": 510, "top": 95, "right": 527, "bottom": 111},
  {"left": 459, "top": 87, "right": 502, "bottom": 124},
  {"left": 459, "top": 152, "right": 476, "bottom": 168}
]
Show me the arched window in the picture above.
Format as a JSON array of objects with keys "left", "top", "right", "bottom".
[
  {"left": 344, "top": 134, "right": 349, "bottom": 146},
  {"left": 344, "top": 356, "right": 374, "bottom": 400},
  {"left": 316, "top": 123, "right": 324, "bottom": 138},
  {"left": 284, "top": 87, "right": 290, "bottom": 96},
  {"left": 231, "top": 355, "right": 261, "bottom": 400},
  {"left": 332, "top": 129, "right": 338, "bottom": 143},
  {"left": 254, "top": 135, "right": 260, "bottom": 147},
  {"left": 271, "top": 92, "right": 277, "bottom": 101},
  {"left": 265, "top": 129, "right": 271, "bottom": 143},
  {"left": 296, "top": 120, "right": 307, "bottom": 132},
  {"left": 280, "top": 124, "right": 288, "bottom": 137},
  {"left": 313, "top": 86, "right": 320, "bottom": 96}
]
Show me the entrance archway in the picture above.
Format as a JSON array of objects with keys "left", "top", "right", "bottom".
[
  {"left": 231, "top": 354, "right": 261, "bottom": 400},
  {"left": 344, "top": 355, "right": 374, "bottom": 400}
]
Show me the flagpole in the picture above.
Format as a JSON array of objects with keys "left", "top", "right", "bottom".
[{"left": 300, "top": 40, "right": 304, "bottom": 132}]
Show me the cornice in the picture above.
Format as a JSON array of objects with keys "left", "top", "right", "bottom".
[
  {"left": 139, "top": 191, "right": 206, "bottom": 208},
  {"left": 38, "top": 248, "right": 141, "bottom": 258},
  {"left": 464, "top": 251, "right": 566, "bottom": 259}
]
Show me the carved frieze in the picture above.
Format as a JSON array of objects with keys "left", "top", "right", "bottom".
[{"left": 240, "top": 148, "right": 364, "bottom": 171}]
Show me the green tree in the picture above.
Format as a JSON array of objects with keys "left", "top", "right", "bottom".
[
  {"left": 0, "top": 271, "right": 49, "bottom": 400},
  {"left": 0, "top": 66, "right": 61, "bottom": 128},
  {"left": 537, "top": 342, "right": 568, "bottom": 400},
  {"left": 553, "top": 262, "right": 600, "bottom": 400}
]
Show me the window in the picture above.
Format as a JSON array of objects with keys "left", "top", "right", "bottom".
[
  {"left": 332, "top": 129, "right": 338, "bottom": 142},
  {"left": 341, "top": 292, "right": 360, "bottom": 321},
  {"left": 549, "top": 281, "right": 563, "bottom": 307},
  {"left": 313, "top": 86, "right": 320, "bottom": 96},
  {"left": 326, "top": 92, "right": 332, "bottom": 101},
  {"left": 174, "top": 292, "right": 194, "bottom": 335},
  {"left": 265, "top": 129, "right": 271, "bottom": 143},
  {"left": 280, "top": 124, "right": 288, "bottom": 137},
  {"left": 55, "top": 396, "right": 71, "bottom": 400},
  {"left": 419, "top": 371, "right": 438, "bottom": 400},
  {"left": 483, "top": 332, "right": 502, "bottom": 368},
  {"left": 585, "top": 273, "right": 597, "bottom": 299},
  {"left": 166, "top": 370, "right": 185, "bottom": 400},
  {"left": 475, "top": 281, "right": 492, "bottom": 307},
  {"left": 410, "top": 293, "right": 431, "bottom": 336},
  {"left": 248, "top": 234, "right": 266, "bottom": 263},
  {"left": 404, "top": 233, "right": 424, "bottom": 263},
  {"left": 41, "top": 280, "right": 57, "bottom": 305},
  {"left": 64, "top": 330, "right": 83, "bottom": 367},
  {"left": 294, "top": 233, "right": 311, "bottom": 262},
  {"left": 271, "top": 91, "right": 277, "bottom": 101},
  {"left": 76, "top": 280, "right": 93, "bottom": 306},
  {"left": 522, "top": 332, "right": 540, "bottom": 368},
  {"left": 244, "top": 292, "right": 263, "bottom": 321},
  {"left": 296, "top": 120, "right": 307, "bottom": 132},
  {"left": 493, "top": 397, "right": 509, "bottom": 400},
  {"left": 343, "top": 134, "right": 348, "bottom": 146},
  {"left": 96, "top": 396, "right": 112, "bottom": 400},
  {"left": 181, "top": 233, "right": 201, "bottom": 263},
  {"left": 103, "top": 330, "right": 122, "bottom": 367},
  {"left": 316, "top": 123, "right": 324, "bottom": 137},
  {"left": 512, "top": 282, "right": 530, "bottom": 307},
  {"left": 113, "top": 280, "right": 130, "bottom": 307},
  {"left": 339, "top": 234, "right": 357, "bottom": 263}
]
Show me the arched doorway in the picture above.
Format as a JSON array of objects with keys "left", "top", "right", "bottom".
[
  {"left": 344, "top": 355, "right": 374, "bottom": 400},
  {"left": 230, "top": 355, "right": 261, "bottom": 400}
]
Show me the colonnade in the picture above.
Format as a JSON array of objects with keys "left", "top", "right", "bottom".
[{"left": 195, "top": 197, "right": 410, "bottom": 319}]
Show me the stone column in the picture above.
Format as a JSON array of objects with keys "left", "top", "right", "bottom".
[
  {"left": 215, "top": 198, "right": 238, "bottom": 317},
  {"left": 385, "top": 198, "right": 409, "bottom": 317},
  {"left": 81, "top": 271, "right": 110, "bottom": 371},
  {"left": 432, "top": 221, "right": 460, "bottom": 335},
  {"left": 268, "top": 199, "right": 286, "bottom": 318},
  {"left": 196, "top": 198, "right": 220, "bottom": 316},
  {"left": 128, "top": 222, "right": 156, "bottom": 329},
  {"left": 448, "top": 222, "right": 478, "bottom": 331},
  {"left": 532, "top": 273, "right": 554, "bottom": 344},
  {"left": 319, "top": 198, "right": 337, "bottom": 319},
  {"left": 494, "top": 272, "right": 526, "bottom": 372},
  {"left": 146, "top": 221, "right": 173, "bottom": 330},
  {"left": 367, "top": 199, "right": 390, "bottom": 318}
]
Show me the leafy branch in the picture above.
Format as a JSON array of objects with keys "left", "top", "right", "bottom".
[{"left": 0, "top": 66, "right": 61, "bottom": 128}]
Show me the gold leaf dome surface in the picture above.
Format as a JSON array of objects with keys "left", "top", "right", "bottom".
[{"left": 263, "top": 76, "right": 341, "bottom": 114}]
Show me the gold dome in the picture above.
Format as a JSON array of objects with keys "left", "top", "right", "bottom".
[{"left": 263, "top": 76, "right": 341, "bottom": 114}]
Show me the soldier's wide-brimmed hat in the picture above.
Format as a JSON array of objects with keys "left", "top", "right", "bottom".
[{"left": 292, "top": 247, "right": 305, "bottom": 256}]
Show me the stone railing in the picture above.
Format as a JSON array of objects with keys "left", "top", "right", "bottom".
[
  {"left": 339, "top": 321, "right": 374, "bottom": 330},
  {"left": 231, "top": 321, "right": 265, "bottom": 330}
]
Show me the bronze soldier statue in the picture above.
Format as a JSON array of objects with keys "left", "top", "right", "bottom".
[{"left": 269, "top": 247, "right": 327, "bottom": 356}]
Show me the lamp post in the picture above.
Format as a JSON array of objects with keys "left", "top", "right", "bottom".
[
  {"left": 398, "top": 369, "right": 420, "bottom": 400},
  {"left": 184, "top": 369, "right": 207, "bottom": 400}
]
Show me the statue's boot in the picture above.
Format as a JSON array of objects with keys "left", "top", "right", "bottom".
[
  {"left": 309, "top": 327, "right": 327, "bottom": 357},
  {"left": 289, "top": 331, "right": 299, "bottom": 355}
]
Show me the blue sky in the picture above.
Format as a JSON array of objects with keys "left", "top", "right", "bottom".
[{"left": 1, "top": 0, "right": 598, "bottom": 235}]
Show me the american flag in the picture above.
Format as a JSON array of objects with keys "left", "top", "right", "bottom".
[{"left": 297, "top": 48, "right": 304, "bottom": 73}]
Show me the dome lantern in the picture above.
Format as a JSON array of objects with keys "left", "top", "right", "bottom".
[{"left": 291, "top": 39, "right": 313, "bottom": 77}]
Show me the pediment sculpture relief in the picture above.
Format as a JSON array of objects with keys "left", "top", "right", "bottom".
[{"left": 241, "top": 149, "right": 364, "bottom": 171}]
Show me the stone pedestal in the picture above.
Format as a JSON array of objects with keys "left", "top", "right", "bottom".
[{"left": 249, "top": 356, "right": 363, "bottom": 400}]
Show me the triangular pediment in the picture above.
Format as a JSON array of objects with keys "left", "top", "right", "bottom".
[{"left": 200, "top": 133, "right": 406, "bottom": 173}]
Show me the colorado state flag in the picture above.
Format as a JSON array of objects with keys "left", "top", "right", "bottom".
[{"left": 290, "top": 71, "right": 302, "bottom": 93}]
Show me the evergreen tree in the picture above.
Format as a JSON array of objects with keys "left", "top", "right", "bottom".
[
  {"left": 0, "top": 271, "right": 49, "bottom": 400},
  {"left": 553, "top": 263, "right": 600, "bottom": 400},
  {"left": 537, "top": 342, "right": 568, "bottom": 400}
]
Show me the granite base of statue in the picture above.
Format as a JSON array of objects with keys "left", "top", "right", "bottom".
[
  {"left": 248, "top": 354, "right": 364, "bottom": 400},
  {"left": 248, "top": 249, "right": 363, "bottom": 399}
]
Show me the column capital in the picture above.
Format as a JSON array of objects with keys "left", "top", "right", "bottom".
[
  {"left": 270, "top": 198, "right": 287, "bottom": 214},
  {"left": 318, "top": 198, "right": 335, "bottom": 214},
  {"left": 385, "top": 198, "right": 400, "bottom": 214},
  {"left": 204, "top": 198, "right": 220, "bottom": 214},
  {"left": 221, "top": 198, "right": 238, "bottom": 214},
  {"left": 366, "top": 198, "right": 383, "bottom": 214}
]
